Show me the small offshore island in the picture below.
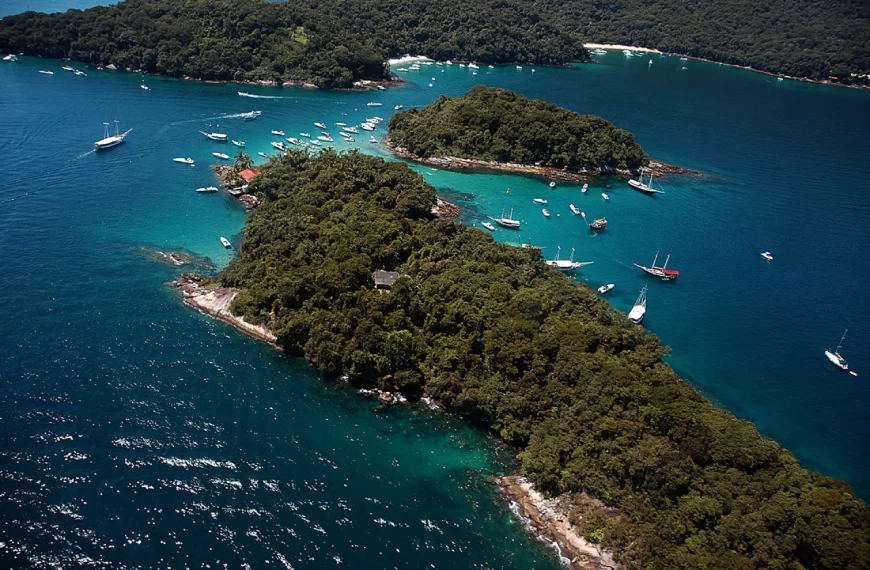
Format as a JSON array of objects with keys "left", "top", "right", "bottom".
[{"left": 177, "top": 148, "right": 870, "bottom": 569}]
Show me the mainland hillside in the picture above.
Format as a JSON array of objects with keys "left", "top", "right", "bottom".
[{"left": 219, "top": 149, "right": 870, "bottom": 569}]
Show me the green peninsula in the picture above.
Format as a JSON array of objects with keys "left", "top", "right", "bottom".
[
  {"left": 217, "top": 149, "right": 869, "bottom": 569},
  {"left": 388, "top": 86, "right": 648, "bottom": 172}
]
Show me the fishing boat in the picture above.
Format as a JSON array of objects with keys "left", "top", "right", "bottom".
[
  {"left": 369, "top": 136, "right": 378, "bottom": 144},
  {"left": 589, "top": 217, "right": 608, "bottom": 230},
  {"left": 38, "top": 70, "right": 53, "bottom": 75},
  {"left": 760, "top": 251, "right": 774, "bottom": 262},
  {"left": 545, "top": 246, "right": 593, "bottom": 272},
  {"left": 258, "top": 152, "right": 269, "bottom": 158},
  {"left": 491, "top": 208, "right": 521, "bottom": 229},
  {"left": 300, "top": 132, "right": 311, "bottom": 138},
  {"left": 597, "top": 283, "right": 615, "bottom": 294},
  {"left": 628, "top": 287, "right": 648, "bottom": 323},
  {"left": 569, "top": 204, "right": 581, "bottom": 215},
  {"left": 366, "top": 102, "right": 382, "bottom": 107},
  {"left": 220, "top": 237, "right": 232, "bottom": 248},
  {"left": 271, "top": 130, "right": 285, "bottom": 136},
  {"left": 628, "top": 168, "right": 665, "bottom": 194},
  {"left": 824, "top": 330, "right": 849, "bottom": 370},
  {"left": 582, "top": 183, "right": 588, "bottom": 194},
  {"left": 94, "top": 120, "right": 132, "bottom": 150},
  {"left": 395, "top": 105, "right": 403, "bottom": 110},
  {"left": 201, "top": 131, "right": 228, "bottom": 141},
  {"left": 61, "top": 65, "right": 74, "bottom": 72},
  {"left": 549, "top": 181, "right": 556, "bottom": 188},
  {"left": 271, "top": 141, "right": 287, "bottom": 151},
  {"left": 231, "top": 140, "right": 246, "bottom": 147},
  {"left": 314, "top": 122, "right": 327, "bottom": 129},
  {"left": 533, "top": 198, "right": 548, "bottom": 204},
  {"left": 602, "top": 192, "right": 610, "bottom": 201},
  {"left": 634, "top": 252, "right": 679, "bottom": 280},
  {"left": 173, "top": 157, "right": 195, "bottom": 165},
  {"left": 542, "top": 208, "right": 551, "bottom": 218},
  {"left": 196, "top": 186, "right": 219, "bottom": 193},
  {"left": 481, "top": 222, "right": 496, "bottom": 231},
  {"left": 212, "top": 152, "right": 230, "bottom": 160}
]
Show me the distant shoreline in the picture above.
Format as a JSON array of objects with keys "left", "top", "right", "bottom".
[{"left": 584, "top": 43, "right": 868, "bottom": 90}]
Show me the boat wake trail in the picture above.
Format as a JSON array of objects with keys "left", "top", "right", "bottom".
[{"left": 238, "top": 93, "right": 286, "bottom": 99}]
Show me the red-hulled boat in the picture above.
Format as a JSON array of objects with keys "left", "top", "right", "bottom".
[
  {"left": 589, "top": 217, "right": 607, "bottom": 230},
  {"left": 634, "top": 252, "right": 679, "bottom": 280}
]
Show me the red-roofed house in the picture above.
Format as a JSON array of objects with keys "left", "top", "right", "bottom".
[{"left": 239, "top": 168, "right": 260, "bottom": 183}]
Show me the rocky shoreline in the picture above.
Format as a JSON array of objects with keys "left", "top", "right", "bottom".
[
  {"left": 496, "top": 476, "right": 620, "bottom": 570},
  {"left": 384, "top": 138, "right": 698, "bottom": 181}
]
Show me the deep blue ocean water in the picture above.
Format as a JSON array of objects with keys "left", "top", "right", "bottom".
[{"left": 2, "top": 5, "right": 870, "bottom": 566}]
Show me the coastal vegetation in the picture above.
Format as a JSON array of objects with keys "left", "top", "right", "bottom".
[
  {"left": 221, "top": 149, "right": 870, "bottom": 569},
  {"left": 0, "top": 0, "right": 585, "bottom": 88},
  {"left": 388, "top": 86, "right": 648, "bottom": 171},
  {"left": 553, "top": 0, "right": 870, "bottom": 85}
]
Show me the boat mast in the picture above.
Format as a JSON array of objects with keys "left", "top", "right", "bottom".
[
  {"left": 570, "top": 247, "right": 575, "bottom": 263},
  {"left": 554, "top": 245, "right": 561, "bottom": 262},
  {"left": 663, "top": 254, "right": 670, "bottom": 269},
  {"left": 835, "top": 329, "right": 848, "bottom": 353},
  {"left": 651, "top": 251, "right": 659, "bottom": 267}
]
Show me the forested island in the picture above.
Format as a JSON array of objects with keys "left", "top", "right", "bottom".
[
  {"left": 209, "top": 149, "right": 870, "bottom": 569},
  {"left": 0, "top": 0, "right": 585, "bottom": 88},
  {"left": 388, "top": 86, "right": 648, "bottom": 173}
]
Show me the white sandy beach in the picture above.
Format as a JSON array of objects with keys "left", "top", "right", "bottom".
[
  {"left": 584, "top": 43, "right": 663, "bottom": 54},
  {"left": 387, "top": 55, "right": 432, "bottom": 66}
]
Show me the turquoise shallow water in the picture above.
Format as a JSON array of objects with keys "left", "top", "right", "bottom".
[{"left": 2, "top": 17, "right": 870, "bottom": 567}]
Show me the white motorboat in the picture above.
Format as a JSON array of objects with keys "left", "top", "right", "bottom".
[
  {"left": 592, "top": 49, "right": 608, "bottom": 55},
  {"left": 602, "top": 192, "right": 609, "bottom": 201},
  {"left": 488, "top": 65, "right": 495, "bottom": 69},
  {"left": 623, "top": 49, "right": 634, "bottom": 57},
  {"left": 317, "top": 135, "right": 334, "bottom": 142},
  {"left": 597, "top": 284, "right": 615, "bottom": 294},
  {"left": 549, "top": 181, "right": 556, "bottom": 188},
  {"left": 395, "top": 105, "right": 403, "bottom": 110},
  {"left": 516, "top": 65, "right": 523, "bottom": 70},
  {"left": 481, "top": 222, "right": 496, "bottom": 231},
  {"left": 201, "top": 131, "right": 228, "bottom": 141},
  {"left": 377, "top": 85, "right": 386, "bottom": 90},
  {"left": 258, "top": 152, "right": 269, "bottom": 158},
  {"left": 94, "top": 120, "right": 132, "bottom": 150},
  {"left": 545, "top": 246, "right": 592, "bottom": 272},
  {"left": 569, "top": 204, "right": 581, "bottom": 215},
  {"left": 628, "top": 286, "right": 648, "bottom": 324},
  {"left": 271, "top": 141, "right": 287, "bottom": 151},
  {"left": 582, "top": 183, "right": 588, "bottom": 194},
  {"left": 232, "top": 140, "right": 246, "bottom": 147},
  {"left": 761, "top": 251, "right": 774, "bottom": 262},
  {"left": 468, "top": 63, "right": 479, "bottom": 69},
  {"left": 140, "top": 84, "right": 150, "bottom": 90},
  {"left": 271, "top": 130, "right": 285, "bottom": 136},
  {"left": 196, "top": 186, "right": 219, "bottom": 193},
  {"left": 38, "top": 70, "right": 53, "bottom": 75},
  {"left": 287, "top": 137, "right": 303, "bottom": 146},
  {"left": 73, "top": 69, "right": 87, "bottom": 76},
  {"left": 310, "top": 140, "right": 322, "bottom": 146},
  {"left": 491, "top": 207, "right": 520, "bottom": 229},
  {"left": 3, "top": 54, "right": 18, "bottom": 62},
  {"left": 314, "top": 122, "right": 327, "bottom": 129},
  {"left": 628, "top": 167, "right": 665, "bottom": 194},
  {"left": 533, "top": 198, "right": 548, "bottom": 204},
  {"left": 542, "top": 208, "right": 550, "bottom": 218},
  {"left": 342, "top": 126, "right": 359, "bottom": 134},
  {"left": 220, "top": 237, "right": 232, "bottom": 248},
  {"left": 61, "top": 65, "right": 74, "bottom": 71},
  {"left": 824, "top": 330, "right": 849, "bottom": 370},
  {"left": 212, "top": 152, "right": 230, "bottom": 160},
  {"left": 360, "top": 123, "right": 376, "bottom": 131},
  {"left": 369, "top": 136, "right": 378, "bottom": 143},
  {"left": 342, "top": 136, "right": 355, "bottom": 142},
  {"left": 335, "top": 122, "right": 347, "bottom": 126},
  {"left": 300, "top": 132, "right": 311, "bottom": 138},
  {"left": 366, "top": 102, "right": 382, "bottom": 107},
  {"left": 238, "top": 91, "right": 252, "bottom": 97},
  {"left": 173, "top": 157, "right": 195, "bottom": 165}
]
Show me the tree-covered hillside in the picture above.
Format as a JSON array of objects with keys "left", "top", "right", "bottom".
[
  {"left": 0, "top": 0, "right": 586, "bottom": 88},
  {"left": 388, "top": 86, "right": 648, "bottom": 171},
  {"left": 547, "top": 0, "right": 870, "bottom": 84},
  {"left": 221, "top": 149, "right": 870, "bottom": 569}
]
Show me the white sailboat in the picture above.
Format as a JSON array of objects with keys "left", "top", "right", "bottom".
[
  {"left": 628, "top": 167, "right": 665, "bottom": 194},
  {"left": 94, "top": 120, "right": 132, "bottom": 149},
  {"left": 825, "top": 330, "right": 849, "bottom": 370},
  {"left": 491, "top": 207, "right": 520, "bottom": 229},
  {"left": 545, "top": 246, "right": 593, "bottom": 272},
  {"left": 628, "top": 286, "right": 648, "bottom": 323}
]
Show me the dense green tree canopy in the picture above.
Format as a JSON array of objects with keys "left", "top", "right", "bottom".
[
  {"left": 388, "top": 86, "right": 649, "bottom": 171},
  {"left": 0, "top": 0, "right": 586, "bottom": 88},
  {"left": 221, "top": 150, "right": 870, "bottom": 569}
]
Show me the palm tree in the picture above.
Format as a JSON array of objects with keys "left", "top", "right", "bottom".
[{"left": 234, "top": 151, "right": 253, "bottom": 172}]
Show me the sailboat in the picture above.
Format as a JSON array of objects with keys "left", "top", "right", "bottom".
[
  {"left": 94, "top": 120, "right": 132, "bottom": 149},
  {"left": 825, "top": 330, "right": 849, "bottom": 370},
  {"left": 628, "top": 286, "right": 648, "bottom": 323},
  {"left": 545, "top": 246, "right": 593, "bottom": 272},
  {"left": 634, "top": 252, "right": 679, "bottom": 280},
  {"left": 628, "top": 167, "right": 665, "bottom": 194},
  {"left": 491, "top": 207, "right": 520, "bottom": 229}
]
